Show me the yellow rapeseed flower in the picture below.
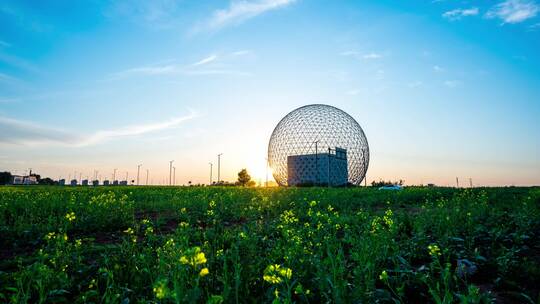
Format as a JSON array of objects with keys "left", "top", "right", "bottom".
[
  {"left": 153, "top": 280, "right": 168, "bottom": 299},
  {"left": 65, "top": 211, "right": 76, "bottom": 222},
  {"left": 180, "top": 247, "right": 207, "bottom": 267},
  {"left": 199, "top": 267, "right": 209, "bottom": 277},
  {"left": 263, "top": 264, "right": 292, "bottom": 284},
  {"left": 428, "top": 244, "right": 441, "bottom": 257}
]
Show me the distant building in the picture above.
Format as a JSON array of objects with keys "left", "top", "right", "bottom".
[
  {"left": 287, "top": 147, "right": 348, "bottom": 186},
  {"left": 12, "top": 175, "right": 38, "bottom": 185},
  {"left": 12, "top": 175, "right": 24, "bottom": 185},
  {"left": 119, "top": 181, "right": 128, "bottom": 186},
  {"left": 113, "top": 180, "right": 119, "bottom": 186}
]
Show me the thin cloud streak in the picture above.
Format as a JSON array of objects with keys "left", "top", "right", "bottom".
[
  {"left": 109, "top": 52, "right": 253, "bottom": 79},
  {"left": 444, "top": 80, "right": 461, "bottom": 88},
  {"left": 486, "top": 0, "right": 539, "bottom": 24},
  {"left": 192, "top": 54, "right": 218, "bottom": 66},
  {"left": 340, "top": 51, "right": 383, "bottom": 60},
  {"left": 201, "top": 0, "right": 297, "bottom": 31},
  {"left": 0, "top": 111, "right": 198, "bottom": 147},
  {"left": 442, "top": 7, "right": 479, "bottom": 20}
]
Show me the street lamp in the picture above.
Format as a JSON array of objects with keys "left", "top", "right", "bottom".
[
  {"left": 209, "top": 162, "right": 213, "bottom": 185},
  {"left": 217, "top": 153, "right": 223, "bottom": 184},
  {"left": 136, "top": 164, "right": 142, "bottom": 185},
  {"left": 169, "top": 160, "right": 174, "bottom": 186}
]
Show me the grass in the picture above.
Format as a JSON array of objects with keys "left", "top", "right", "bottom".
[{"left": 0, "top": 186, "right": 539, "bottom": 303}]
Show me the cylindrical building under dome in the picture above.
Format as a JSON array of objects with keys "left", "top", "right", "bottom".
[{"left": 267, "top": 104, "right": 369, "bottom": 186}]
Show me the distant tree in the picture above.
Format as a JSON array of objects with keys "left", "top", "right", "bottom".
[
  {"left": 371, "top": 179, "right": 404, "bottom": 187},
  {"left": 39, "top": 177, "right": 56, "bottom": 185},
  {"left": 0, "top": 171, "right": 13, "bottom": 185},
  {"left": 237, "top": 169, "right": 252, "bottom": 187}
]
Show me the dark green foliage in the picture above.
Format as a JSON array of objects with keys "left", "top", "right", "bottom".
[{"left": 0, "top": 186, "right": 539, "bottom": 303}]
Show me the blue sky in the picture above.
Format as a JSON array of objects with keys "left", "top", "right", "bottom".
[{"left": 1, "top": 0, "right": 539, "bottom": 186}]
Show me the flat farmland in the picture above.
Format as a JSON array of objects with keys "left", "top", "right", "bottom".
[{"left": 1, "top": 186, "right": 539, "bottom": 303}]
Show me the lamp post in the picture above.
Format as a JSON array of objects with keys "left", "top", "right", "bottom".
[
  {"left": 314, "top": 140, "right": 319, "bottom": 185},
  {"left": 209, "top": 162, "right": 213, "bottom": 185},
  {"left": 136, "top": 164, "right": 142, "bottom": 185},
  {"left": 217, "top": 153, "right": 223, "bottom": 184},
  {"left": 169, "top": 160, "right": 174, "bottom": 186},
  {"left": 265, "top": 157, "right": 269, "bottom": 187},
  {"left": 328, "top": 147, "right": 332, "bottom": 188}
]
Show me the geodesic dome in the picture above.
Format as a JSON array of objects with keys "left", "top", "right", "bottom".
[{"left": 268, "top": 104, "right": 369, "bottom": 186}]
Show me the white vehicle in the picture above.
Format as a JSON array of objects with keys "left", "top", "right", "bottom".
[{"left": 378, "top": 185, "right": 403, "bottom": 190}]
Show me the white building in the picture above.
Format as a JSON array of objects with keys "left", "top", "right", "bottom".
[
  {"left": 12, "top": 175, "right": 38, "bottom": 185},
  {"left": 287, "top": 147, "right": 348, "bottom": 186}
]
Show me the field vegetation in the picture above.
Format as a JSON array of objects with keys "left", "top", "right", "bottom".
[{"left": 1, "top": 186, "right": 539, "bottom": 303}]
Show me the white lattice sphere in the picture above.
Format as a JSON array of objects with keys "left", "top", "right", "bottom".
[{"left": 268, "top": 104, "right": 369, "bottom": 186}]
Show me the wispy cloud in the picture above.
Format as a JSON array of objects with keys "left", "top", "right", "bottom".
[
  {"left": 0, "top": 96, "right": 19, "bottom": 104},
  {"left": 231, "top": 49, "right": 252, "bottom": 56},
  {"left": 444, "top": 80, "right": 461, "bottom": 88},
  {"left": 340, "top": 51, "right": 383, "bottom": 60},
  {"left": 433, "top": 65, "right": 444, "bottom": 72},
  {"left": 200, "top": 0, "right": 297, "bottom": 31},
  {"left": 442, "top": 7, "right": 479, "bottom": 20},
  {"left": 529, "top": 22, "right": 540, "bottom": 29},
  {"left": 0, "top": 111, "right": 198, "bottom": 147},
  {"left": 407, "top": 81, "right": 424, "bottom": 88},
  {"left": 486, "top": 0, "right": 539, "bottom": 24},
  {"left": 105, "top": 0, "right": 184, "bottom": 29},
  {"left": 110, "top": 64, "right": 177, "bottom": 79},
  {"left": 362, "top": 53, "right": 382, "bottom": 59},
  {"left": 0, "top": 52, "right": 40, "bottom": 73},
  {"left": 0, "top": 72, "right": 20, "bottom": 83},
  {"left": 192, "top": 54, "right": 218, "bottom": 66},
  {"left": 110, "top": 52, "right": 253, "bottom": 79}
]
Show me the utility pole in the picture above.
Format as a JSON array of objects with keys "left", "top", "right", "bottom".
[
  {"left": 328, "top": 147, "right": 331, "bottom": 187},
  {"left": 169, "top": 160, "right": 174, "bottom": 186},
  {"left": 209, "top": 162, "right": 213, "bottom": 185},
  {"left": 456, "top": 177, "right": 459, "bottom": 188},
  {"left": 125, "top": 172, "right": 128, "bottom": 183},
  {"left": 146, "top": 169, "right": 149, "bottom": 185},
  {"left": 217, "top": 153, "right": 223, "bottom": 184},
  {"left": 265, "top": 158, "right": 269, "bottom": 187},
  {"left": 173, "top": 167, "right": 176, "bottom": 186},
  {"left": 136, "top": 164, "right": 142, "bottom": 185},
  {"left": 469, "top": 178, "right": 473, "bottom": 188},
  {"left": 113, "top": 168, "right": 117, "bottom": 182},
  {"left": 314, "top": 140, "right": 319, "bottom": 185}
]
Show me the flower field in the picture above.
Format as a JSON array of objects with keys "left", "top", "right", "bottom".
[{"left": 1, "top": 186, "right": 539, "bottom": 303}]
